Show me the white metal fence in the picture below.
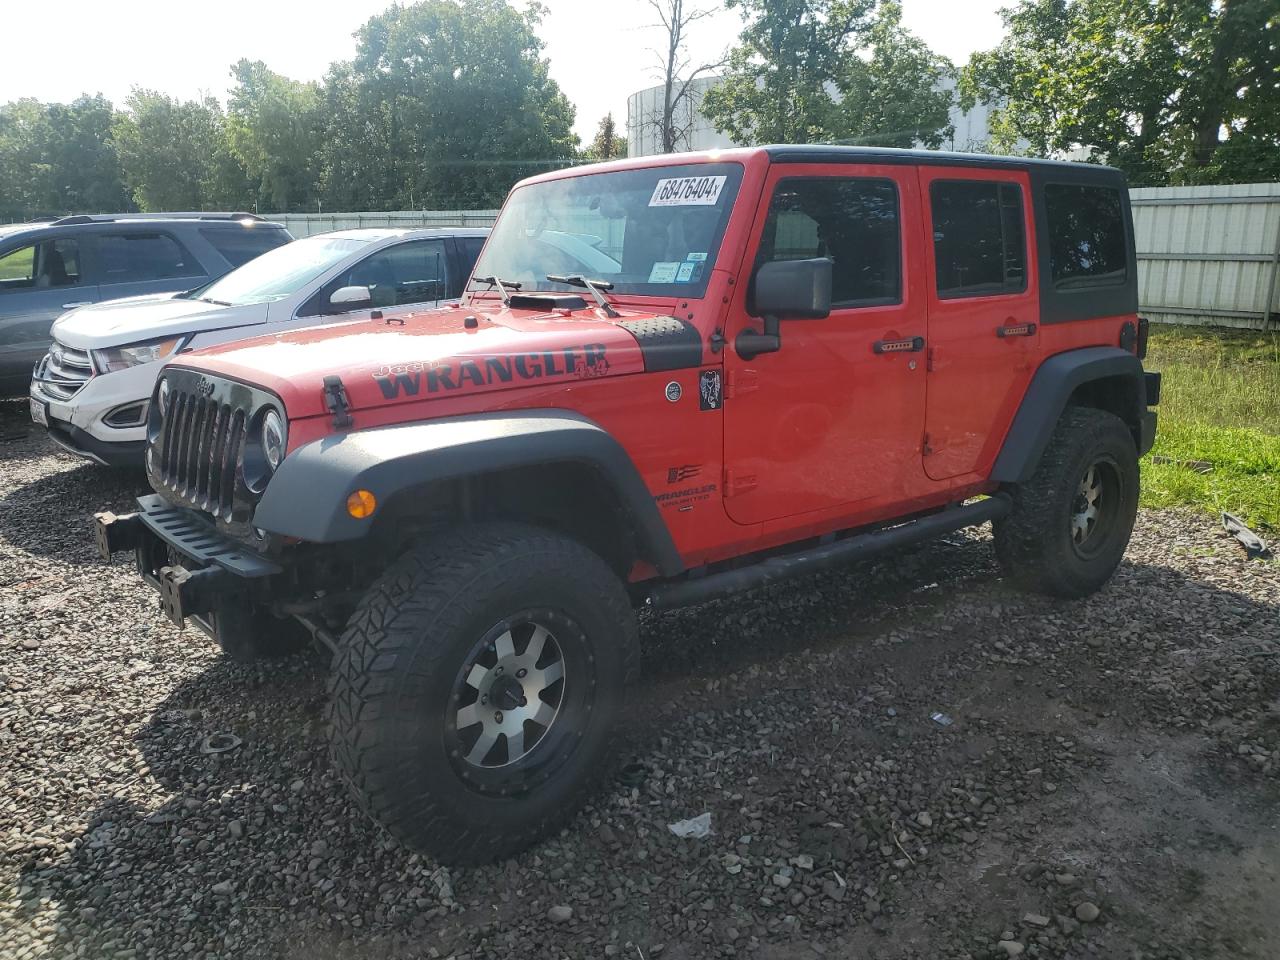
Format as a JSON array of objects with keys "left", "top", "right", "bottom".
[
  {"left": 1131, "top": 182, "right": 1280, "bottom": 330},
  {"left": 266, "top": 182, "right": 1280, "bottom": 330},
  {"left": 270, "top": 209, "right": 499, "bottom": 237}
]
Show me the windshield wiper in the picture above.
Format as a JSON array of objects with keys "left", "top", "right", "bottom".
[
  {"left": 199, "top": 297, "right": 232, "bottom": 306},
  {"left": 473, "top": 275, "right": 522, "bottom": 305},
  {"left": 546, "top": 274, "right": 619, "bottom": 318}
]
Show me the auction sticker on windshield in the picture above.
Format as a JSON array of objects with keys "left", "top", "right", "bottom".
[{"left": 650, "top": 176, "right": 727, "bottom": 207}]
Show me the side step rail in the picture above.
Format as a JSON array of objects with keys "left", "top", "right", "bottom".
[{"left": 646, "top": 496, "right": 1011, "bottom": 609}]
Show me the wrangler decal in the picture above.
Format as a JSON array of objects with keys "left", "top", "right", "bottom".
[
  {"left": 373, "top": 344, "right": 609, "bottom": 399},
  {"left": 654, "top": 483, "right": 717, "bottom": 509}
]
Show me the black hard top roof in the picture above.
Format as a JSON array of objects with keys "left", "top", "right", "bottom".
[{"left": 763, "top": 144, "right": 1123, "bottom": 178}]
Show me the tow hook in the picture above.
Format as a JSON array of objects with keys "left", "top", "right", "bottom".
[{"left": 92, "top": 511, "right": 144, "bottom": 560}]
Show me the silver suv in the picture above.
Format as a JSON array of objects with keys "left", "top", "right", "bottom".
[{"left": 0, "top": 213, "right": 291, "bottom": 396}]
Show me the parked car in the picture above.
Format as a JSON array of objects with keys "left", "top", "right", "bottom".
[
  {"left": 0, "top": 213, "right": 291, "bottom": 396},
  {"left": 95, "top": 146, "right": 1159, "bottom": 865},
  {"left": 31, "top": 227, "right": 488, "bottom": 467}
]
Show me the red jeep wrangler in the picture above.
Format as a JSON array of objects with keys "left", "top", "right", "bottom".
[{"left": 96, "top": 146, "right": 1159, "bottom": 865}]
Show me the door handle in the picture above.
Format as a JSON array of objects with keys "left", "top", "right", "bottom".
[
  {"left": 996, "top": 321, "right": 1037, "bottom": 338},
  {"left": 62, "top": 301, "right": 92, "bottom": 309},
  {"left": 872, "top": 336, "right": 925, "bottom": 354}
]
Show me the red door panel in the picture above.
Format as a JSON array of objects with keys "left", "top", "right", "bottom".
[
  {"left": 722, "top": 163, "right": 929, "bottom": 525},
  {"left": 919, "top": 167, "right": 1040, "bottom": 481}
]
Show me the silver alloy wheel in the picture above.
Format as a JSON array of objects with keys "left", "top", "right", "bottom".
[
  {"left": 1071, "top": 464, "right": 1103, "bottom": 544},
  {"left": 453, "top": 622, "right": 565, "bottom": 768}
]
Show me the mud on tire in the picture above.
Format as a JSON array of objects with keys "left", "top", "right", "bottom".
[
  {"left": 994, "top": 406, "right": 1139, "bottom": 598},
  {"left": 327, "top": 522, "right": 637, "bottom": 866}
]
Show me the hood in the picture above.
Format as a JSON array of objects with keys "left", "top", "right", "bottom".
[
  {"left": 52, "top": 296, "right": 270, "bottom": 350},
  {"left": 175, "top": 301, "right": 685, "bottom": 419}
]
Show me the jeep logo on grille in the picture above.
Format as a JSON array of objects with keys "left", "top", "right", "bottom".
[{"left": 196, "top": 378, "right": 216, "bottom": 397}]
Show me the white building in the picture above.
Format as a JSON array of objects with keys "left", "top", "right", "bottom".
[{"left": 626, "top": 74, "right": 1010, "bottom": 157}]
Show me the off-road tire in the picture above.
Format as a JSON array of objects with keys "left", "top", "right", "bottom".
[
  {"left": 993, "top": 406, "right": 1139, "bottom": 598},
  {"left": 328, "top": 522, "right": 637, "bottom": 866}
]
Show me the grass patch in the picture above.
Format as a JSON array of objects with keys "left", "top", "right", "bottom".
[
  {"left": 0, "top": 245, "right": 33, "bottom": 282},
  {"left": 1142, "top": 324, "right": 1280, "bottom": 531}
]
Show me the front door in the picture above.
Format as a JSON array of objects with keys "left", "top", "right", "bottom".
[
  {"left": 0, "top": 236, "right": 98, "bottom": 390},
  {"left": 722, "top": 163, "right": 928, "bottom": 525},
  {"left": 918, "top": 167, "right": 1040, "bottom": 481}
]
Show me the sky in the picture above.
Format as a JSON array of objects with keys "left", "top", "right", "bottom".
[{"left": 0, "top": 0, "right": 1008, "bottom": 142}]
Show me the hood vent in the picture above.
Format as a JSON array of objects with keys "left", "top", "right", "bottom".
[{"left": 508, "top": 293, "right": 588, "bottom": 311}]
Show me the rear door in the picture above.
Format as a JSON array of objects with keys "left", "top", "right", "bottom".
[
  {"left": 0, "top": 236, "right": 98, "bottom": 389},
  {"left": 721, "top": 162, "right": 928, "bottom": 523},
  {"left": 919, "top": 167, "right": 1040, "bottom": 481}
]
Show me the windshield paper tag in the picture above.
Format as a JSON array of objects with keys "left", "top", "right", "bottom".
[
  {"left": 649, "top": 262, "right": 681, "bottom": 283},
  {"left": 649, "top": 176, "right": 727, "bottom": 207}
]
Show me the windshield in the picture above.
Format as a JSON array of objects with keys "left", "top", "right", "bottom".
[
  {"left": 192, "top": 235, "right": 369, "bottom": 306},
  {"left": 471, "top": 162, "right": 744, "bottom": 299}
]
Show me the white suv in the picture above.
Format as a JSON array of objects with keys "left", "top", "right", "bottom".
[{"left": 30, "top": 227, "right": 487, "bottom": 466}]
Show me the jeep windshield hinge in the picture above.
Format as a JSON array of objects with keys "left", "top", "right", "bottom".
[{"left": 322, "top": 375, "right": 354, "bottom": 429}]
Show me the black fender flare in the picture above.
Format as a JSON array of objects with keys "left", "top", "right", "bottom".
[
  {"left": 253, "top": 410, "right": 684, "bottom": 576},
  {"left": 991, "top": 346, "right": 1148, "bottom": 484}
]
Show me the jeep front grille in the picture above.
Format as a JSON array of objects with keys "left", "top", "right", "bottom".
[
  {"left": 147, "top": 369, "right": 279, "bottom": 525},
  {"left": 158, "top": 392, "right": 248, "bottom": 519},
  {"left": 36, "top": 340, "right": 93, "bottom": 400}
]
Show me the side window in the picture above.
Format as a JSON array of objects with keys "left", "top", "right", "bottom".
[
  {"left": 459, "top": 236, "right": 487, "bottom": 280},
  {"left": 757, "top": 177, "right": 901, "bottom": 307},
  {"left": 98, "top": 233, "right": 199, "bottom": 285},
  {"left": 0, "top": 239, "right": 83, "bottom": 292},
  {"left": 331, "top": 239, "right": 449, "bottom": 309},
  {"left": 930, "top": 181, "right": 1026, "bottom": 298},
  {"left": 0, "top": 245, "right": 37, "bottom": 291},
  {"left": 1044, "top": 184, "right": 1127, "bottom": 288},
  {"left": 200, "top": 226, "right": 292, "bottom": 268}
]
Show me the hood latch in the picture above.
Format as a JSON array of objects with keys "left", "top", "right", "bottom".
[{"left": 322, "top": 375, "right": 353, "bottom": 429}]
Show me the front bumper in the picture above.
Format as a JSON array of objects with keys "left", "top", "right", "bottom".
[
  {"left": 29, "top": 355, "right": 158, "bottom": 465},
  {"left": 44, "top": 418, "right": 144, "bottom": 468},
  {"left": 95, "top": 494, "right": 279, "bottom": 629}
]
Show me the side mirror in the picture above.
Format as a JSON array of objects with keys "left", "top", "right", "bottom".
[
  {"left": 738, "top": 257, "right": 833, "bottom": 359},
  {"left": 753, "top": 258, "right": 833, "bottom": 320},
  {"left": 329, "top": 285, "right": 372, "bottom": 310}
]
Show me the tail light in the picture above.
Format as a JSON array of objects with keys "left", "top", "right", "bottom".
[{"left": 1136, "top": 317, "right": 1149, "bottom": 359}]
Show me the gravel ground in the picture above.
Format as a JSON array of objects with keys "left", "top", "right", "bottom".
[{"left": 2, "top": 395, "right": 1279, "bottom": 960}]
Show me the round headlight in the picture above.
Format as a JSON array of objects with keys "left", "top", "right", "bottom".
[
  {"left": 262, "top": 410, "right": 286, "bottom": 470},
  {"left": 156, "top": 377, "right": 170, "bottom": 416}
]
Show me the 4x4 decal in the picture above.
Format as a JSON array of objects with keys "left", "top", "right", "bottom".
[{"left": 373, "top": 344, "right": 608, "bottom": 399}]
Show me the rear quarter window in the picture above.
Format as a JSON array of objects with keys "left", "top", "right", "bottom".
[
  {"left": 1044, "top": 184, "right": 1127, "bottom": 288},
  {"left": 200, "top": 226, "right": 292, "bottom": 268}
]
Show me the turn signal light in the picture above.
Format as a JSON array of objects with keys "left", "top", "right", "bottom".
[{"left": 346, "top": 489, "right": 377, "bottom": 519}]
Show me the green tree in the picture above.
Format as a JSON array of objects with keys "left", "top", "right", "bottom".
[
  {"left": 962, "top": 0, "right": 1280, "bottom": 184},
  {"left": 227, "top": 59, "right": 323, "bottom": 211},
  {"left": 45, "top": 96, "right": 129, "bottom": 213},
  {"left": 584, "top": 113, "right": 627, "bottom": 160},
  {"left": 332, "top": 0, "right": 579, "bottom": 209},
  {"left": 835, "top": 2, "right": 954, "bottom": 148},
  {"left": 0, "top": 96, "right": 128, "bottom": 219},
  {"left": 702, "top": 0, "right": 876, "bottom": 144},
  {"left": 113, "top": 90, "right": 251, "bottom": 211},
  {"left": 315, "top": 61, "right": 396, "bottom": 211},
  {"left": 0, "top": 100, "right": 56, "bottom": 220}
]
